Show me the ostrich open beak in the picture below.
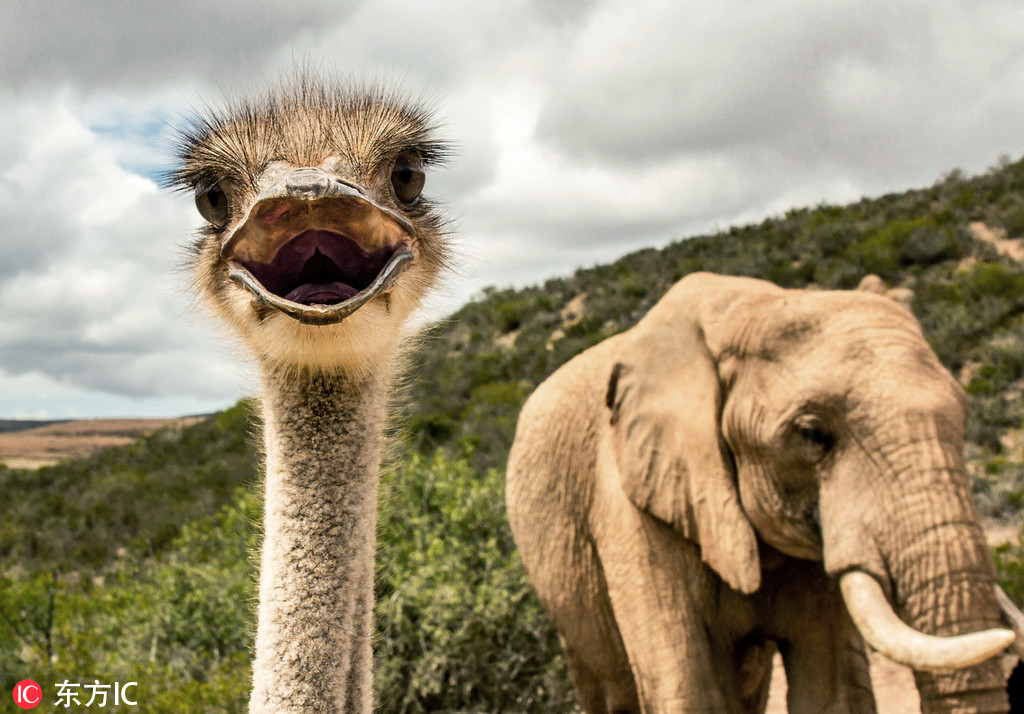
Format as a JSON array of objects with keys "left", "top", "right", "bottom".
[{"left": 220, "top": 167, "right": 415, "bottom": 326}]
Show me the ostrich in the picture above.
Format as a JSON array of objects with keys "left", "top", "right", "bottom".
[{"left": 168, "top": 76, "right": 451, "bottom": 712}]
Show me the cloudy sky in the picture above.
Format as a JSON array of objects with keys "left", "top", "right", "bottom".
[{"left": 2, "top": 0, "right": 1023, "bottom": 419}]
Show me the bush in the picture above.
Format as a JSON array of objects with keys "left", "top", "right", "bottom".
[
  {"left": 995, "top": 529, "right": 1024, "bottom": 608},
  {"left": 2, "top": 451, "right": 577, "bottom": 713},
  {"left": 0, "top": 488, "right": 259, "bottom": 712},
  {"left": 375, "top": 448, "right": 574, "bottom": 713},
  {"left": 997, "top": 197, "right": 1024, "bottom": 236},
  {"left": 967, "top": 394, "right": 1020, "bottom": 452},
  {"left": 898, "top": 224, "right": 970, "bottom": 265},
  {"left": 845, "top": 217, "right": 967, "bottom": 281}
]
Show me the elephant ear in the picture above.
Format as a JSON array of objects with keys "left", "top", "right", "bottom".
[{"left": 606, "top": 316, "right": 761, "bottom": 594}]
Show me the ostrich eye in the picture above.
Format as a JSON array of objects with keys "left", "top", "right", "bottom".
[
  {"left": 195, "top": 181, "right": 231, "bottom": 226},
  {"left": 390, "top": 160, "right": 425, "bottom": 205}
]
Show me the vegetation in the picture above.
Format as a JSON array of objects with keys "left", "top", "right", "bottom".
[
  {"left": 5, "top": 155, "right": 1024, "bottom": 710},
  {"left": 374, "top": 448, "right": 573, "bottom": 713}
]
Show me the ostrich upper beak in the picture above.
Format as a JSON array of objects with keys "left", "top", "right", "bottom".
[{"left": 220, "top": 167, "right": 415, "bottom": 326}]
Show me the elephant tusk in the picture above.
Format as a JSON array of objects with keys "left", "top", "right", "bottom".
[
  {"left": 840, "top": 571, "right": 1015, "bottom": 671},
  {"left": 995, "top": 586, "right": 1024, "bottom": 660}
]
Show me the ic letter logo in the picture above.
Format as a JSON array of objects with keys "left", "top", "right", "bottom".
[{"left": 13, "top": 680, "right": 42, "bottom": 709}]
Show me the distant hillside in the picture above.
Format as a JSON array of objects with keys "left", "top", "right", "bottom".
[
  {"left": 0, "top": 406, "right": 257, "bottom": 569},
  {"left": 403, "top": 157, "right": 1024, "bottom": 513},
  {"left": 4, "top": 155, "right": 1024, "bottom": 711},
  {"left": 0, "top": 417, "right": 206, "bottom": 469},
  {"left": 0, "top": 419, "right": 66, "bottom": 434}
]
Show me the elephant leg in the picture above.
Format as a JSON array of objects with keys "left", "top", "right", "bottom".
[
  {"left": 547, "top": 539, "right": 639, "bottom": 714},
  {"left": 596, "top": 506, "right": 751, "bottom": 713},
  {"left": 564, "top": 637, "right": 640, "bottom": 714},
  {"left": 759, "top": 562, "right": 876, "bottom": 714},
  {"left": 735, "top": 638, "right": 775, "bottom": 713},
  {"left": 780, "top": 634, "right": 874, "bottom": 714},
  {"left": 511, "top": 480, "right": 639, "bottom": 714}
]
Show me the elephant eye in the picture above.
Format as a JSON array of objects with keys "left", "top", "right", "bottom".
[
  {"left": 797, "top": 424, "right": 831, "bottom": 446},
  {"left": 792, "top": 416, "right": 834, "bottom": 462}
]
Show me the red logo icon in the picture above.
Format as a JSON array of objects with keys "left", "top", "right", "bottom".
[{"left": 13, "top": 680, "right": 42, "bottom": 709}]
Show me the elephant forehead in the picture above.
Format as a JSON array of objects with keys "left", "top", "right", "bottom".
[
  {"left": 724, "top": 335, "right": 961, "bottom": 425},
  {"left": 736, "top": 341, "right": 950, "bottom": 403},
  {"left": 738, "top": 294, "right": 922, "bottom": 360}
]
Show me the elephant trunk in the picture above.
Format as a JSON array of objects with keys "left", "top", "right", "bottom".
[
  {"left": 870, "top": 479, "right": 1009, "bottom": 713},
  {"left": 903, "top": 572, "right": 1008, "bottom": 712},
  {"left": 823, "top": 431, "right": 1013, "bottom": 713}
]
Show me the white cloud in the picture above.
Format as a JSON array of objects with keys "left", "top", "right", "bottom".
[
  {"left": 2, "top": 0, "right": 1024, "bottom": 417},
  {"left": 536, "top": 0, "right": 1024, "bottom": 181},
  {"left": 0, "top": 92, "right": 246, "bottom": 415},
  {"left": 0, "top": 1, "right": 356, "bottom": 92}
]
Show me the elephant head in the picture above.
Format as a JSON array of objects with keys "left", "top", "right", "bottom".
[{"left": 605, "top": 273, "right": 1020, "bottom": 711}]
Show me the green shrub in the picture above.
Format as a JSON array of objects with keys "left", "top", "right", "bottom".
[
  {"left": 995, "top": 529, "right": 1024, "bottom": 608},
  {"left": 497, "top": 297, "right": 530, "bottom": 333},
  {"left": 0, "top": 488, "right": 259, "bottom": 712},
  {"left": 964, "top": 263, "right": 1024, "bottom": 299},
  {"left": 898, "top": 224, "right": 969, "bottom": 265},
  {"left": 967, "top": 394, "right": 1019, "bottom": 452},
  {"left": 375, "top": 448, "right": 574, "bottom": 713},
  {"left": 975, "top": 338, "right": 1024, "bottom": 390},
  {"left": 846, "top": 217, "right": 967, "bottom": 281},
  {"left": 0, "top": 401, "right": 258, "bottom": 572},
  {"left": 997, "top": 198, "right": 1024, "bottom": 236}
]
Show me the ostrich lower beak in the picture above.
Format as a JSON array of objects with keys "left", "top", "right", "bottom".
[{"left": 221, "top": 168, "right": 416, "bottom": 326}]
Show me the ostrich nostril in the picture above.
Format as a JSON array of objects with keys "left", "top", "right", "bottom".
[
  {"left": 281, "top": 168, "right": 367, "bottom": 201},
  {"left": 285, "top": 168, "right": 332, "bottom": 199}
]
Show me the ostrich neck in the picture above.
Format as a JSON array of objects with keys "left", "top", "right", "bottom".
[{"left": 249, "top": 365, "right": 390, "bottom": 714}]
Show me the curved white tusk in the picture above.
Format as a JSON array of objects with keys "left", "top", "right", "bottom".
[
  {"left": 994, "top": 586, "right": 1024, "bottom": 660},
  {"left": 840, "top": 571, "right": 1015, "bottom": 671}
]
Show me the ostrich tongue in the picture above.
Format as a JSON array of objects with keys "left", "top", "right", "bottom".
[{"left": 240, "top": 229, "right": 398, "bottom": 305}]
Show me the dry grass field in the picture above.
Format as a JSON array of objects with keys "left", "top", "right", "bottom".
[{"left": 0, "top": 417, "right": 205, "bottom": 468}]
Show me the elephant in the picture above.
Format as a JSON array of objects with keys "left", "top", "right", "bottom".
[{"left": 505, "top": 272, "right": 1024, "bottom": 713}]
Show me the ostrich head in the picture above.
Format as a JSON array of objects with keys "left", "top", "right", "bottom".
[{"left": 168, "top": 77, "right": 450, "bottom": 373}]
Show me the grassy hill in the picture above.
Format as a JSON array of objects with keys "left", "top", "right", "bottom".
[
  {"left": 0, "top": 420, "right": 67, "bottom": 435},
  {"left": 4, "top": 156, "right": 1024, "bottom": 711},
  {"left": 0, "top": 417, "right": 205, "bottom": 470}
]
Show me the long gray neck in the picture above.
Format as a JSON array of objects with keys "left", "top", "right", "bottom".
[{"left": 249, "top": 366, "right": 389, "bottom": 714}]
